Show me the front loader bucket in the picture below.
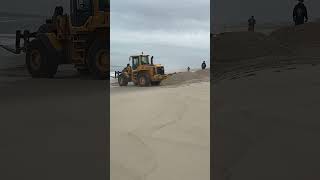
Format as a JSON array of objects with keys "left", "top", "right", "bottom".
[
  {"left": 0, "top": 44, "right": 20, "bottom": 54},
  {"left": 0, "top": 30, "right": 36, "bottom": 55},
  {"left": 0, "top": 30, "right": 23, "bottom": 54}
]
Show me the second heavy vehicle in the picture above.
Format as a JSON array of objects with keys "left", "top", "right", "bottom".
[{"left": 0, "top": 0, "right": 109, "bottom": 79}]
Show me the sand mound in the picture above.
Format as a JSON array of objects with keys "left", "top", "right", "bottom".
[
  {"left": 270, "top": 22, "right": 320, "bottom": 56},
  {"left": 213, "top": 32, "right": 292, "bottom": 62},
  {"left": 161, "top": 69, "right": 210, "bottom": 86},
  {"left": 270, "top": 22, "right": 320, "bottom": 45}
]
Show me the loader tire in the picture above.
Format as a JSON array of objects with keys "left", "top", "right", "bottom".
[
  {"left": 138, "top": 73, "right": 150, "bottom": 87},
  {"left": 88, "top": 40, "right": 108, "bottom": 80},
  {"left": 118, "top": 75, "right": 128, "bottom": 86},
  {"left": 26, "top": 39, "right": 58, "bottom": 78}
]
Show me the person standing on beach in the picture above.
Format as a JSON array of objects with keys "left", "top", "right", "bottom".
[
  {"left": 248, "top": 16, "right": 256, "bottom": 32},
  {"left": 293, "top": 0, "right": 308, "bottom": 25},
  {"left": 187, "top": 67, "right": 190, "bottom": 72},
  {"left": 202, "top": 61, "right": 207, "bottom": 70}
]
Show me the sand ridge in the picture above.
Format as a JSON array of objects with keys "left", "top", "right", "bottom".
[{"left": 213, "top": 22, "right": 320, "bottom": 63}]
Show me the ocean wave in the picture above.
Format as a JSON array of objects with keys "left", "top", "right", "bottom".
[
  {"left": 0, "top": 35, "right": 15, "bottom": 46},
  {"left": 0, "top": 16, "right": 17, "bottom": 23},
  {"left": 0, "top": 34, "right": 16, "bottom": 37},
  {"left": 0, "top": 20, "right": 17, "bottom": 23}
]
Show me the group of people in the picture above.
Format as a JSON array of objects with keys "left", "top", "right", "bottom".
[
  {"left": 187, "top": 61, "right": 207, "bottom": 72},
  {"left": 248, "top": 0, "right": 308, "bottom": 32}
]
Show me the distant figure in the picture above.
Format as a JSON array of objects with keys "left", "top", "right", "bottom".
[
  {"left": 201, "top": 61, "right": 207, "bottom": 70},
  {"left": 187, "top": 67, "right": 190, "bottom": 72},
  {"left": 293, "top": 0, "right": 308, "bottom": 25},
  {"left": 248, "top": 16, "right": 256, "bottom": 32}
]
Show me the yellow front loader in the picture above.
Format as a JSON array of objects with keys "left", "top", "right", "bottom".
[{"left": 118, "top": 53, "right": 168, "bottom": 86}]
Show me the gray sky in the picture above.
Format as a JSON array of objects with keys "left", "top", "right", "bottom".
[
  {"left": 0, "top": 0, "right": 210, "bottom": 71},
  {"left": 0, "top": 0, "right": 69, "bottom": 16},
  {"left": 111, "top": 0, "right": 210, "bottom": 71},
  {"left": 212, "top": 0, "right": 320, "bottom": 33}
]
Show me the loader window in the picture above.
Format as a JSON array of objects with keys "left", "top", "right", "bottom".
[
  {"left": 71, "top": 0, "right": 93, "bottom": 26},
  {"left": 141, "top": 56, "right": 149, "bottom": 65},
  {"left": 132, "top": 57, "right": 139, "bottom": 70},
  {"left": 99, "top": 0, "right": 107, "bottom": 11},
  {"left": 77, "top": 0, "right": 91, "bottom": 10}
]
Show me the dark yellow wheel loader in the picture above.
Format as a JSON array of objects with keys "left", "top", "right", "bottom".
[
  {"left": 0, "top": 0, "right": 109, "bottom": 79},
  {"left": 118, "top": 53, "right": 168, "bottom": 87}
]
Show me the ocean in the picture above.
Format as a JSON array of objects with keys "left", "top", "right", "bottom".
[{"left": 0, "top": 14, "right": 44, "bottom": 47}]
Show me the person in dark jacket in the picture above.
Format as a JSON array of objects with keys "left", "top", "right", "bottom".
[
  {"left": 293, "top": 0, "right": 308, "bottom": 25},
  {"left": 248, "top": 16, "right": 256, "bottom": 32},
  {"left": 201, "top": 61, "right": 207, "bottom": 70}
]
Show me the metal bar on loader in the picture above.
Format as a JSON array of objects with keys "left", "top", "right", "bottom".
[
  {"left": 0, "top": 30, "right": 36, "bottom": 55},
  {"left": 0, "top": 30, "right": 22, "bottom": 54}
]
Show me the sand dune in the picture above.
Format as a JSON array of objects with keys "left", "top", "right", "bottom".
[
  {"left": 213, "top": 32, "right": 292, "bottom": 62},
  {"left": 213, "top": 22, "right": 320, "bottom": 63},
  {"left": 270, "top": 22, "right": 320, "bottom": 56},
  {"left": 161, "top": 69, "right": 210, "bottom": 86},
  {"left": 213, "top": 21, "right": 320, "bottom": 179}
]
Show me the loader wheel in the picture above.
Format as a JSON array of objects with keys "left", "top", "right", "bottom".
[
  {"left": 26, "top": 39, "right": 58, "bottom": 78},
  {"left": 88, "top": 40, "right": 108, "bottom": 80},
  {"left": 118, "top": 75, "right": 128, "bottom": 86},
  {"left": 138, "top": 74, "right": 150, "bottom": 87},
  {"left": 151, "top": 81, "right": 161, "bottom": 86}
]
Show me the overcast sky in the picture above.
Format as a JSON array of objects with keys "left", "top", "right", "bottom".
[
  {"left": 0, "top": 1, "right": 210, "bottom": 71},
  {"left": 111, "top": 0, "right": 210, "bottom": 71},
  {"left": 212, "top": 0, "right": 320, "bottom": 33},
  {"left": 0, "top": 0, "right": 69, "bottom": 16}
]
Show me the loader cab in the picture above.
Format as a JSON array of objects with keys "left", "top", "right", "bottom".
[
  {"left": 100, "top": 0, "right": 109, "bottom": 11},
  {"left": 70, "top": 0, "right": 93, "bottom": 26},
  {"left": 130, "top": 55, "right": 150, "bottom": 70}
]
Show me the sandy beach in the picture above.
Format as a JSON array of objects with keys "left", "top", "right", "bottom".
[
  {"left": 213, "top": 22, "right": 320, "bottom": 179},
  {"left": 0, "top": 49, "right": 108, "bottom": 180},
  {"left": 213, "top": 62, "right": 320, "bottom": 179},
  {"left": 110, "top": 70, "right": 210, "bottom": 180}
]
